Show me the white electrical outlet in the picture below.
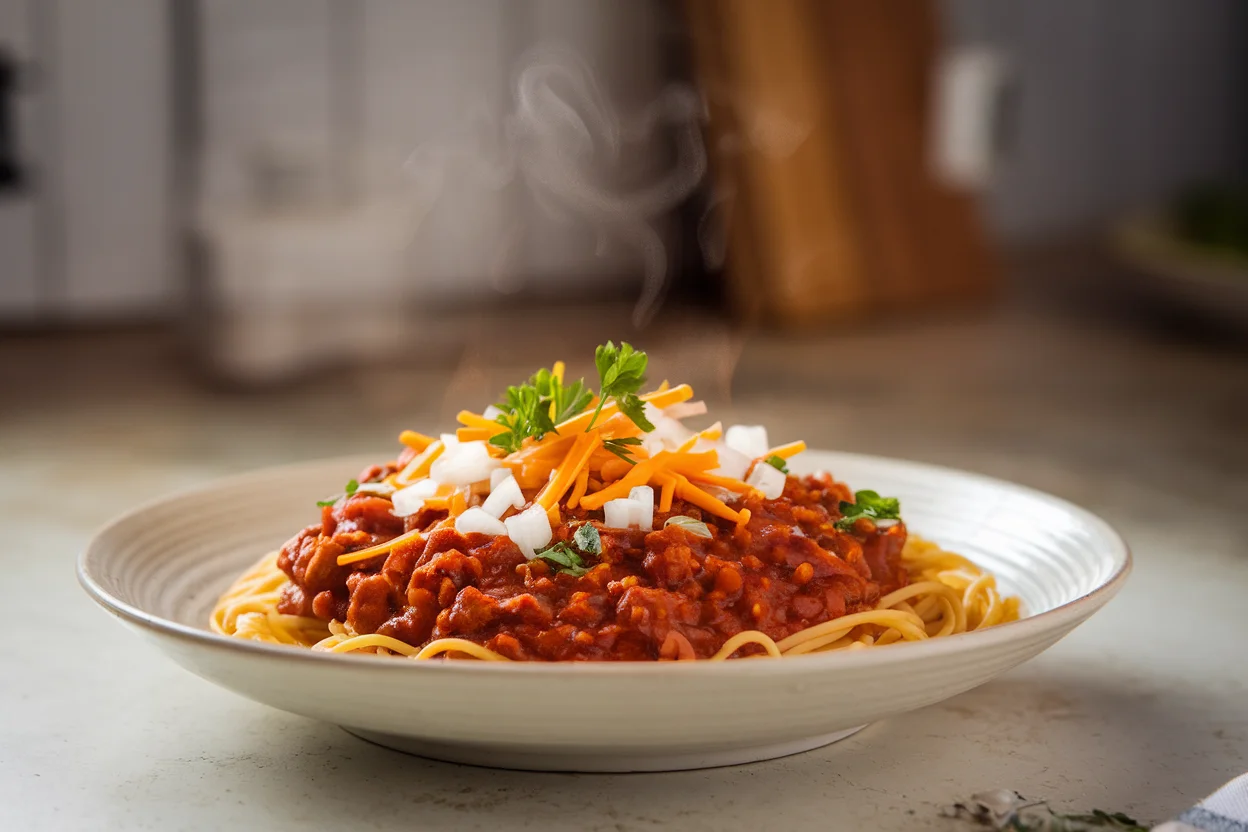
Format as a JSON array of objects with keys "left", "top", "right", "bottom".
[{"left": 931, "top": 46, "right": 1013, "bottom": 191}]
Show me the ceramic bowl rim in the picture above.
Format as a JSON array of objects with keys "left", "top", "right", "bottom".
[{"left": 78, "top": 451, "right": 1132, "bottom": 679}]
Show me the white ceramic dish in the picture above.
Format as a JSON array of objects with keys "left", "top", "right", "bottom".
[{"left": 79, "top": 451, "right": 1130, "bottom": 772}]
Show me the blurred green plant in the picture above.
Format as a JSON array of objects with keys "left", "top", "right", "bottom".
[{"left": 1174, "top": 183, "right": 1248, "bottom": 257}]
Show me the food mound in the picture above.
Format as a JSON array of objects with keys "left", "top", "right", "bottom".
[{"left": 213, "top": 343, "right": 1018, "bottom": 661}]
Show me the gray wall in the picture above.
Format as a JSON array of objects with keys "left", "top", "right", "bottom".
[{"left": 943, "top": 0, "right": 1248, "bottom": 243}]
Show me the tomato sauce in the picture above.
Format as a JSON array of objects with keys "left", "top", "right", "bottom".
[{"left": 277, "top": 470, "right": 908, "bottom": 660}]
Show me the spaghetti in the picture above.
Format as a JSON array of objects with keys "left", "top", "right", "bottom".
[
  {"left": 213, "top": 537, "right": 1019, "bottom": 660},
  {"left": 211, "top": 342, "right": 1020, "bottom": 662}
]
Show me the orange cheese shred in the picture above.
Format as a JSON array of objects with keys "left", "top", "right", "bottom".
[
  {"left": 536, "top": 433, "right": 602, "bottom": 510},
  {"left": 579, "top": 459, "right": 658, "bottom": 510},
  {"left": 567, "top": 467, "right": 591, "bottom": 509},
  {"left": 395, "top": 440, "right": 445, "bottom": 485},
  {"left": 672, "top": 474, "right": 741, "bottom": 523},
  {"left": 456, "top": 411, "right": 499, "bottom": 430},
  {"left": 336, "top": 529, "right": 423, "bottom": 567},
  {"left": 655, "top": 471, "right": 677, "bottom": 512},
  {"left": 654, "top": 450, "right": 719, "bottom": 477},
  {"left": 556, "top": 384, "right": 694, "bottom": 435},
  {"left": 399, "top": 430, "right": 434, "bottom": 452},
  {"left": 688, "top": 472, "right": 756, "bottom": 493},
  {"left": 598, "top": 455, "right": 633, "bottom": 483},
  {"left": 764, "top": 440, "right": 807, "bottom": 460}
]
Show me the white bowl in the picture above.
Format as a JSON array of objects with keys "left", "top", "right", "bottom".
[{"left": 79, "top": 452, "right": 1130, "bottom": 772}]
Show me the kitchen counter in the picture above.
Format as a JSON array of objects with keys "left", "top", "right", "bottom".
[{"left": 2, "top": 257, "right": 1246, "bottom": 830}]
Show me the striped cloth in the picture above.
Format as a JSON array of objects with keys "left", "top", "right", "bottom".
[{"left": 1155, "top": 774, "right": 1248, "bottom": 832}]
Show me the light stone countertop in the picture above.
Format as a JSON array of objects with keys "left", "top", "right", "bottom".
[{"left": 2, "top": 265, "right": 1246, "bottom": 831}]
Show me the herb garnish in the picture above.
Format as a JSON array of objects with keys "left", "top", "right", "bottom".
[
  {"left": 602, "top": 436, "right": 643, "bottom": 463},
  {"left": 764, "top": 455, "right": 789, "bottom": 474},
  {"left": 532, "top": 366, "right": 594, "bottom": 425},
  {"left": 490, "top": 367, "right": 593, "bottom": 454},
  {"left": 587, "top": 341, "right": 654, "bottom": 433},
  {"left": 947, "top": 791, "right": 1148, "bottom": 831},
  {"left": 533, "top": 524, "right": 602, "bottom": 576},
  {"left": 573, "top": 523, "right": 602, "bottom": 555},
  {"left": 834, "top": 489, "right": 901, "bottom": 531},
  {"left": 316, "top": 478, "right": 359, "bottom": 507},
  {"left": 531, "top": 543, "right": 589, "bottom": 577}
]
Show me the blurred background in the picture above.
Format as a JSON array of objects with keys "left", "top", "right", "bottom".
[{"left": 0, "top": 1, "right": 1245, "bottom": 530}]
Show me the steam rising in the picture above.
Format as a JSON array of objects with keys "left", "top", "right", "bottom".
[{"left": 405, "top": 45, "right": 707, "bottom": 327}]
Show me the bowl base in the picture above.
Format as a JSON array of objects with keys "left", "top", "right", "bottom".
[{"left": 341, "top": 724, "right": 868, "bottom": 772}]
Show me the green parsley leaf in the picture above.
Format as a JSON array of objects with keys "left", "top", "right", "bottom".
[
  {"left": 834, "top": 489, "right": 901, "bottom": 531},
  {"left": 602, "top": 436, "right": 643, "bottom": 463},
  {"left": 531, "top": 368, "right": 594, "bottom": 425},
  {"left": 764, "top": 455, "right": 789, "bottom": 474},
  {"left": 489, "top": 366, "right": 594, "bottom": 454},
  {"left": 316, "top": 478, "right": 361, "bottom": 507},
  {"left": 587, "top": 341, "right": 652, "bottom": 432},
  {"left": 532, "top": 542, "right": 589, "bottom": 577},
  {"left": 572, "top": 523, "right": 602, "bottom": 555},
  {"left": 616, "top": 392, "right": 655, "bottom": 433}
]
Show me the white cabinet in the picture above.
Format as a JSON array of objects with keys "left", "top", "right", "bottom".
[
  {"left": 0, "top": 0, "right": 170, "bottom": 322},
  {"left": 0, "top": 0, "right": 38, "bottom": 317}
]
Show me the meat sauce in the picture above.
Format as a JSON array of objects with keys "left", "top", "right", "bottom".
[{"left": 277, "top": 467, "right": 908, "bottom": 661}]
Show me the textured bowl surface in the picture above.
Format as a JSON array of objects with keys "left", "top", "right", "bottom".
[{"left": 79, "top": 452, "right": 1130, "bottom": 772}]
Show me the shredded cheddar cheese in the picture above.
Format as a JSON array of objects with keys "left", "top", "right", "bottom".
[{"left": 358, "top": 353, "right": 813, "bottom": 566}]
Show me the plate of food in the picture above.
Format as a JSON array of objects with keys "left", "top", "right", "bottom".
[{"left": 79, "top": 343, "right": 1130, "bottom": 772}]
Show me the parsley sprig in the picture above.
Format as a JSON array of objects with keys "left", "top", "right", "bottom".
[
  {"left": 490, "top": 367, "right": 593, "bottom": 454},
  {"left": 532, "top": 543, "right": 589, "bottom": 577},
  {"left": 834, "top": 489, "right": 901, "bottom": 531},
  {"left": 316, "top": 479, "right": 359, "bottom": 507},
  {"left": 587, "top": 341, "right": 654, "bottom": 433},
  {"left": 488, "top": 343, "right": 656, "bottom": 453},
  {"left": 602, "top": 436, "right": 643, "bottom": 463},
  {"left": 533, "top": 524, "right": 602, "bottom": 577}
]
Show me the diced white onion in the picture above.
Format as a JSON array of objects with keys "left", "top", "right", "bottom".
[
  {"left": 482, "top": 404, "right": 502, "bottom": 420},
  {"left": 482, "top": 473, "right": 525, "bottom": 518},
  {"left": 725, "top": 425, "right": 770, "bottom": 459},
  {"left": 664, "top": 515, "right": 713, "bottom": 538},
  {"left": 628, "top": 485, "right": 655, "bottom": 531},
  {"left": 603, "top": 498, "right": 640, "bottom": 529},
  {"left": 746, "top": 460, "right": 786, "bottom": 499},
  {"left": 490, "top": 467, "right": 512, "bottom": 489},
  {"left": 354, "top": 481, "right": 396, "bottom": 496},
  {"left": 696, "top": 437, "right": 750, "bottom": 480},
  {"left": 440, "top": 432, "right": 460, "bottom": 448},
  {"left": 391, "top": 478, "right": 439, "bottom": 517},
  {"left": 641, "top": 435, "right": 666, "bottom": 456},
  {"left": 455, "top": 507, "right": 507, "bottom": 537},
  {"left": 653, "top": 415, "right": 694, "bottom": 449},
  {"left": 430, "top": 440, "right": 500, "bottom": 487},
  {"left": 664, "top": 400, "right": 707, "bottom": 420},
  {"left": 504, "top": 504, "right": 552, "bottom": 558}
]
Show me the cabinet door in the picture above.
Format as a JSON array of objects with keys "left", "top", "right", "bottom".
[
  {"left": 0, "top": 0, "right": 38, "bottom": 318},
  {"left": 53, "top": 0, "right": 171, "bottom": 317}
]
